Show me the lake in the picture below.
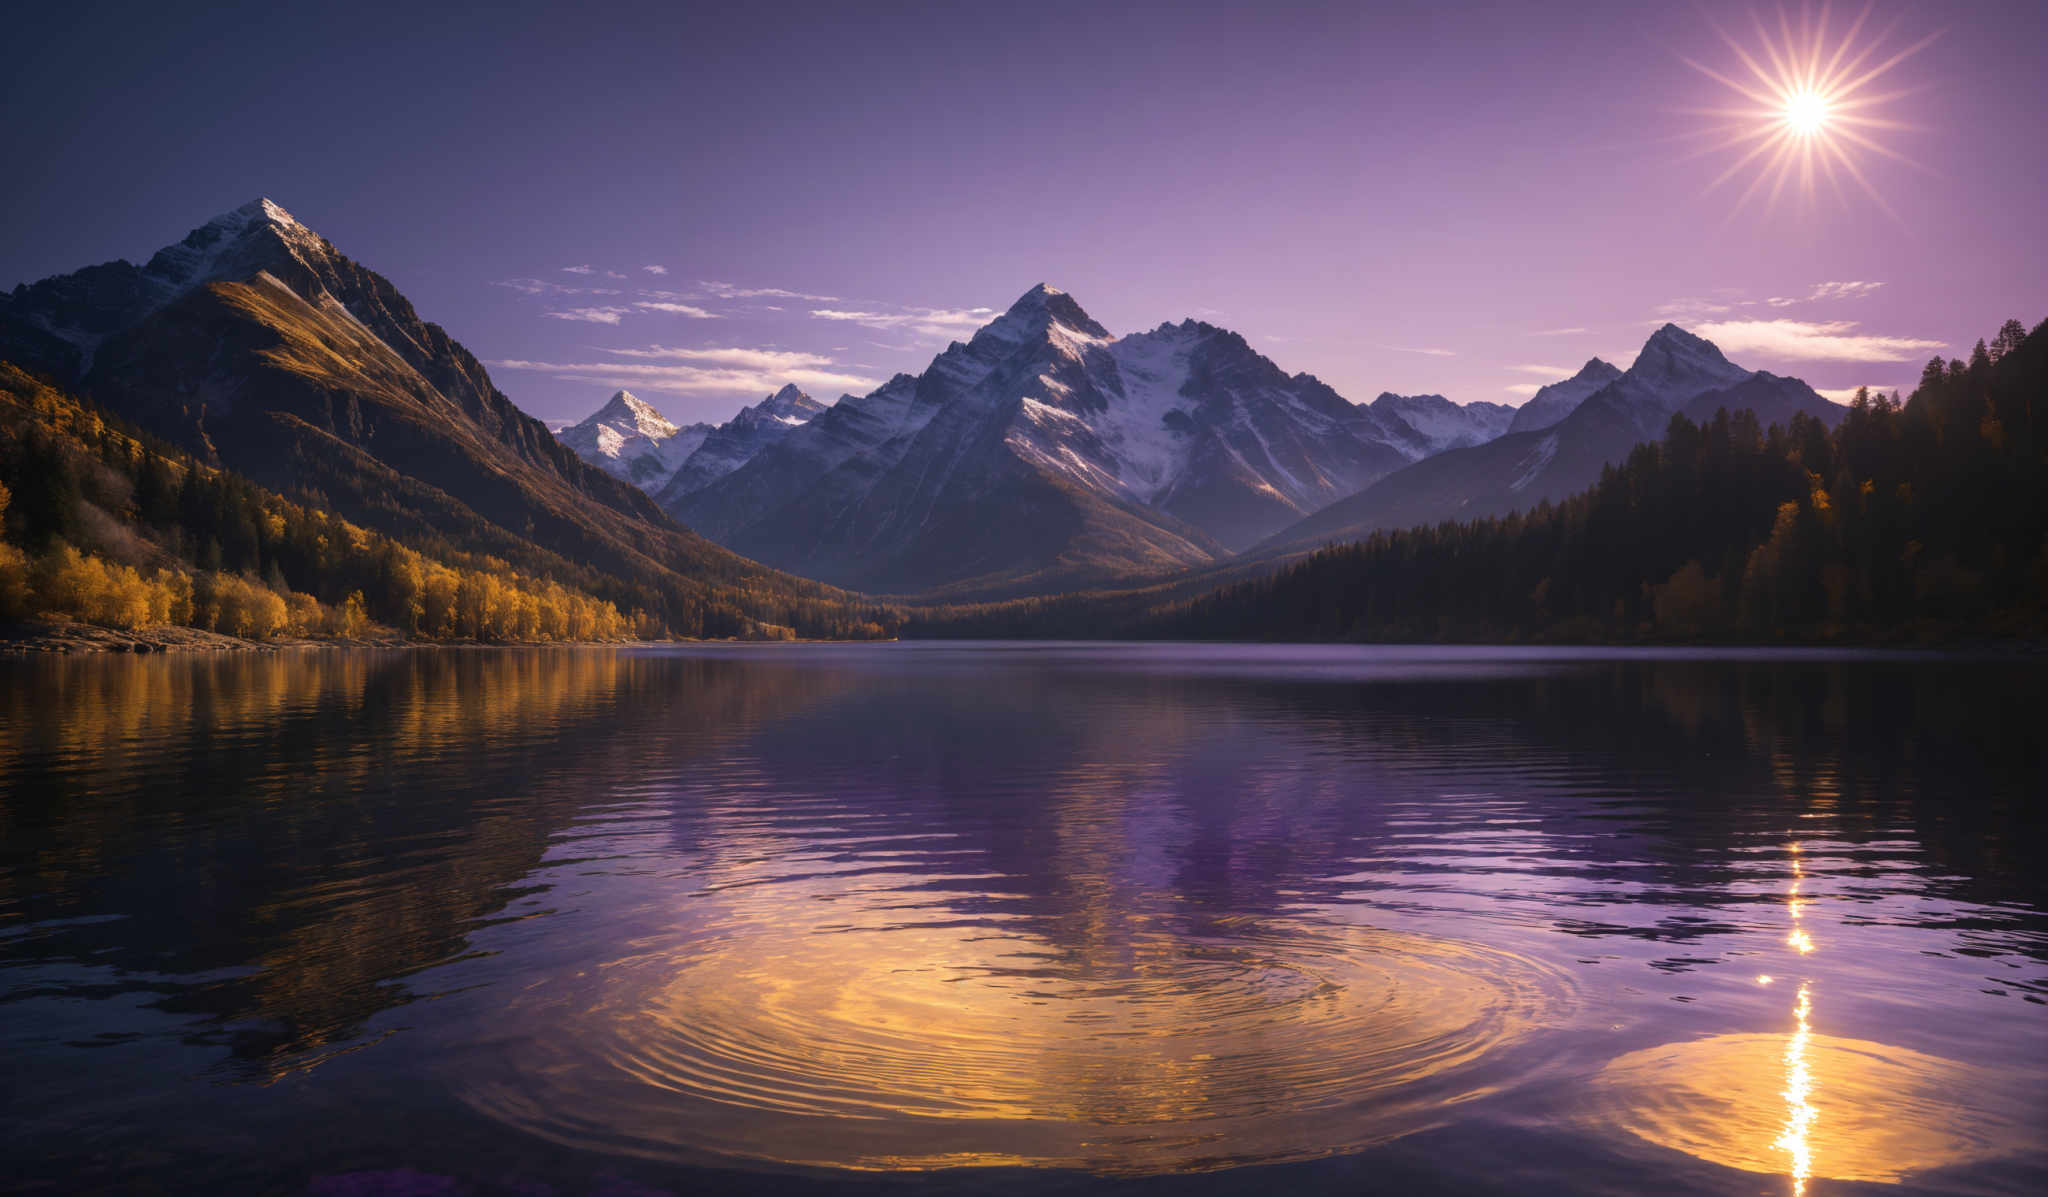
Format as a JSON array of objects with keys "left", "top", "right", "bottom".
[{"left": 1, "top": 643, "right": 2043, "bottom": 1195}]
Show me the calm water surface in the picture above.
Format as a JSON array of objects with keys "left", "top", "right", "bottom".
[{"left": 1, "top": 643, "right": 2043, "bottom": 1195}]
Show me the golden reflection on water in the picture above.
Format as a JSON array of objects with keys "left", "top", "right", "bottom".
[
  {"left": 1774, "top": 982, "right": 1816, "bottom": 1193},
  {"left": 1776, "top": 847, "right": 1816, "bottom": 1193},
  {"left": 463, "top": 878, "right": 1573, "bottom": 1173},
  {"left": 1595, "top": 840, "right": 2028, "bottom": 1188}
]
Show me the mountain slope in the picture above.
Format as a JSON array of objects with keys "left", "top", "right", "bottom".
[
  {"left": 667, "top": 286, "right": 1415, "bottom": 595},
  {"left": 558, "top": 390, "right": 713, "bottom": 489},
  {"left": 1254, "top": 324, "right": 1844, "bottom": 556},
  {"left": 0, "top": 198, "right": 890, "bottom": 637},
  {"left": 1505, "top": 358, "right": 1624, "bottom": 434}
]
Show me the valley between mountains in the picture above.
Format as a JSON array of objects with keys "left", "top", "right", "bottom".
[{"left": 2, "top": 199, "right": 2039, "bottom": 645}]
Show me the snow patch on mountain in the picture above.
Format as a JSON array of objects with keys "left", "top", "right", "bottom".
[{"left": 1094, "top": 326, "right": 1198, "bottom": 501}]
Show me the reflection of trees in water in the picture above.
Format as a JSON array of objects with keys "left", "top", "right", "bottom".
[{"left": 0, "top": 651, "right": 850, "bottom": 1077}]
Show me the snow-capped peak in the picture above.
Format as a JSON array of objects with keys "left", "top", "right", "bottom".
[
  {"left": 969, "top": 283, "right": 1111, "bottom": 353},
  {"left": 588, "top": 389, "right": 680, "bottom": 440},
  {"left": 141, "top": 195, "right": 330, "bottom": 300}
]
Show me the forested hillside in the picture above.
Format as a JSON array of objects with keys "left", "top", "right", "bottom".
[
  {"left": 0, "top": 366, "right": 897, "bottom": 642},
  {"left": 1152, "top": 318, "right": 2044, "bottom": 643}
]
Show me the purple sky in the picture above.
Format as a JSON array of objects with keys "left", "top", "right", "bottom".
[{"left": 4, "top": 0, "right": 2042, "bottom": 426}]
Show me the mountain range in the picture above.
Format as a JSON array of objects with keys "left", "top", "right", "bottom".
[
  {"left": 1252, "top": 323, "right": 1845, "bottom": 556},
  {"left": 1, "top": 196, "right": 1852, "bottom": 621},
  {"left": 1370, "top": 392, "right": 1516, "bottom": 455},
  {"left": 664, "top": 285, "right": 1449, "bottom": 596},
  {"left": 558, "top": 383, "right": 825, "bottom": 495},
  {"left": 0, "top": 199, "right": 877, "bottom": 635}
]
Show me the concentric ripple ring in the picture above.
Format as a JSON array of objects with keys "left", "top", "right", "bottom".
[{"left": 462, "top": 913, "right": 1573, "bottom": 1174}]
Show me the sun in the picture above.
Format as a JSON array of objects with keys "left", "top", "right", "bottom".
[
  {"left": 1784, "top": 90, "right": 1831, "bottom": 135},
  {"left": 1679, "top": 3, "right": 1939, "bottom": 217}
]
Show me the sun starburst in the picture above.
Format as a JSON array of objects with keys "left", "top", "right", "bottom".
[{"left": 1679, "top": 3, "right": 1939, "bottom": 218}]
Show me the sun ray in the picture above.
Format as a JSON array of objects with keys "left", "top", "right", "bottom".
[{"left": 1681, "top": 4, "right": 1936, "bottom": 218}]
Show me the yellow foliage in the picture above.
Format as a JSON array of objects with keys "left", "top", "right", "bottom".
[{"left": 28, "top": 544, "right": 192, "bottom": 630}]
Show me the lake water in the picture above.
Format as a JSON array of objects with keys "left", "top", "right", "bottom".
[{"left": 1, "top": 643, "right": 2043, "bottom": 1195}]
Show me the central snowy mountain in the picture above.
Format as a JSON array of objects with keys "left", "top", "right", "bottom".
[
  {"left": 666, "top": 285, "right": 1420, "bottom": 595},
  {"left": 558, "top": 383, "right": 825, "bottom": 494},
  {"left": 557, "top": 390, "right": 714, "bottom": 488}
]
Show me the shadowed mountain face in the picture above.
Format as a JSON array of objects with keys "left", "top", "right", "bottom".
[
  {"left": 0, "top": 200, "right": 859, "bottom": 629},
  {"left": 666, "top": 286, "right": 1418, "bottom": 596},
  {"left": 1505, "top": 358, "right": 1624, "bottom": 435},
  {"left": 656, "top": 383, "right": 828, "bottom": 502},
  {"left": 1254, "top": 324, "right": 1844, "bottom": 557}
]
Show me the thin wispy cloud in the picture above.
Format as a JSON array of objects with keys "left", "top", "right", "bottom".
[
  {"left": 494, "top": 278, "right": 620, "bottom": 297},
  {"left": 1766, "top": 280, "right": 1887, "bottom": 308},
  {"left": 1656, "top": 297, "right": 1737, "bottom": 319},
  {"left": 642, "top": 264, "right": 668, "bottom": 275},
  {"left": 1379, "top": 344, "right": 1456, "bottom": 357},
  {"left": 600, "top": 346, "right": 832, "bottom": 370},
  {"left": 561, "top": 265, "right": 595, "bottom": 275},
  {"left": 633, "top": 301, "right": 720, "bottom": 319},
  {"left": 1810, "top": 280, "right": 1884, "bottom": 302},
  {"left": 603, "top": 270, "right": 626, "bottom": 280},
  {"left": 1529, "top": 327, "right": 1588, "bottom": 336},
  {"left": 1688, "top": 319, "right": 1943, "bottom": 363},
  {"left": 1504, "top": 383, "right": 1543, "bottom": 396},
  {"left": 542, "top": 306, "right": 631, "bottom": 324},
  {"left": 812, "top": 306, "right": 997, "bottom": 340},
  {"left": 1508, "top": 364, "right": 1574, "bottom": 376},
  {"left": 705, "top": 280, "right": 839, "bottom": 302},
  {"left": 492, "top": 345, "right": 880, "bottom": 397}
]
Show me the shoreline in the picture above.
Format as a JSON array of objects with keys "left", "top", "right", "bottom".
[{"left": 0, "top": 619, "right": 644, "bottom": 655}]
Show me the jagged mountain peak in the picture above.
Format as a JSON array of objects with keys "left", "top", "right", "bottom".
[
  {"left": 1618, "top": 324, "right": 1752, "bottom": 412},
  {"left": 732, "top": 383, "right": 826, "bottom": 430},
  {"left": 225, "top": 197, "right": 306, "bottom": 231},
  {"left": 1638, "top": 321, "right": 1736, "bottom": 368},
  {"left": 972, "top": 283, "right": 1111, "bottom": 349},
  {"left": 587, "top": 389, "right": 678, "bottom": 437},
  {"left": 144, "top": 197, "right": 330, "bottom": 294}
]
